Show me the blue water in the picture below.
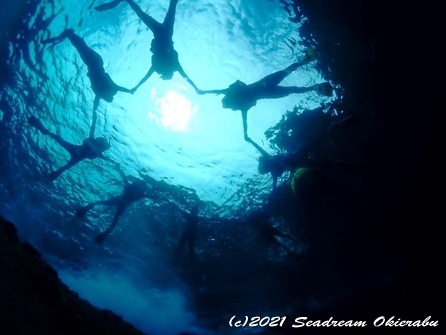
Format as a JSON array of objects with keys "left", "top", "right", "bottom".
[{"left": 0, "top": 0, "right": 335, "bottom": 334}]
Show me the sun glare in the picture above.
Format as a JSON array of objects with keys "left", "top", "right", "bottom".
[{"left": 148, "top": 87, "right": 196, "bottom": 131}]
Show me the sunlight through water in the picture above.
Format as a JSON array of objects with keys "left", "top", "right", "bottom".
[
  {"left": 0, "top": 1, "right": 338, "bottom": 334},
  {"left": 149, "top": 87, "right": 197, "bottom": 131},
  {"left": 27, "top": 0, "right": 333, "bottom": 206}
]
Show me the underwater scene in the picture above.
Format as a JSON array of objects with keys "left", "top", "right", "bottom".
[{"left": 1, "top": 0, "right": 442, "bottom": 334}]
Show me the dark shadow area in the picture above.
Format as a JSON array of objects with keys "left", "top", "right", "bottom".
[
  {"left": 1, "top": 0, "right": 444, "bottom": 334},
  {"left": 259, "top": 0, "right": 444, "bottom": 331},
  {"left": 0, "top": 216, "right": 145, "bottom": 335}
]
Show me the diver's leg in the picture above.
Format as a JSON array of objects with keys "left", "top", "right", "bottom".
[
  {"left": 48, "top": 160, "right": 77, "bottom": 181},
  {"left": 262, "top": 85, "right": 317, "bottom": 100},
  {"left": 28, "top": 116, "right": 78, "bottom": 153},
  {"left": 65, "top": 30, "right": 104, "bottom": 70},
  {"left": 94, "top": 203, "right": 127, "bottom": 243},
  {"left": 41, "top": 29, "right": 70, "bottom": 45},
  {"left": 125, "top": 0, "right": 162, "bottom": 33},
  {"left": 76, "top": 196, "right": 121, "bottom": 218},
  {"left": 254, "top": 61, "right": 309, "bottom": 88},
  {"left": 163, "top": 0, "right": 179, "bottom": 37}
]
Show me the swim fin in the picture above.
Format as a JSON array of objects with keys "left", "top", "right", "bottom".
[
  {"left": 75, "top": 204, "right": 93, "bottom": 218},
  {"left": 94, "top": 227, "right": 113, "bottom": 244},
  {"left": 94, "top": 231, "right": 108, "bottom": 244},
  {"left": 94, "top": 0, "right": 122, "bottom": 12}
]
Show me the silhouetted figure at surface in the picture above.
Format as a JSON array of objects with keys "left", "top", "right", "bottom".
[
  {"left": 174, "top": 205, "right": 200, "bottom": 264},
  {"left": 76, "top": 169, "right": 156, "bottom": 243},
  {"left": 28, "top": 112, "right": 116, "bottom": 181},
  {"left": 42, "top": 29, "right": 132, "bottom": 111},
  {"left": 199, "top": 57, "right": 333, "bottom": 140},
  {"left": 248, "top": 209, "right": 300, "bottom": 261},
  {"left": 95, "top": 0, "right": 200, "bottom": 93},
  {"left": 248, "top": 116, "right": 358, "bottom": 191}
]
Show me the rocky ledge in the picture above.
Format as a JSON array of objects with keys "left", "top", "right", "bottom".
[{"left": 0, "top": 216, "right": 145, "bottom": 335}]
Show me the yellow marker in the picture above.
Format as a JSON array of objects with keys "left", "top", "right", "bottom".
[{"left": 291, "top": 167, "right": 310, "bottom": 193}]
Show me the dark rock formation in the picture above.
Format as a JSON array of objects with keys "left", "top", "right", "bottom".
[{"left": 0, "top": 216, "right": 145, "bottom": 335}]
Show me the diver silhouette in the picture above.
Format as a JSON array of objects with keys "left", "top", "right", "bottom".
[
  {"left": 76, "top": 169, "right": 157, "bottom": 243},
  {"left": 42, "top": 29, "right": 133, "bottom": 111},
  {"left": 247, "top": 116, "right": 360, "bottom": 191},
  {"left": 248, "top": 209, "right": 300, "bottom": 261},
  {"left": 95, "top": 0, "right": 200, "bottom": 93},
  {"left": 199, "top": 56, "right": 333, "bottom": 141},
  {"left": 28, "top": 112, "right": 116, "bottom": 181},
  {"left": 173, "top": 205, "right": 200, "bottom": 264}
]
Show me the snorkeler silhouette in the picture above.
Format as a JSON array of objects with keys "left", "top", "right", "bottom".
[
  {"left": 95, "top": 0, "right": 200, "bottom": 93},
  {"left": 248, "top": 209, "right": 300, "bottom": 261},
  {"left": 76, "top": 169, "right": 157, "bottom": 243},
  {"left": 42, "top": 29, "right": 133, "bottom": 111},
  {"left": 28, "top": 112, "right": 116, "bottom": 181},
  {"left": 247, "top": 116, "right": 360, "bottom": 191},
  {"left": 200, "top": 55, "right": 333, "bottom": 141},
  {"left": 173, "top": 205, "right": 200, "bottom": 264}
]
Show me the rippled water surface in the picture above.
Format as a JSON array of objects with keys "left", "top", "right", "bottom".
[{"left": 0, "top": 0, "right": 335, "bottom": 334}]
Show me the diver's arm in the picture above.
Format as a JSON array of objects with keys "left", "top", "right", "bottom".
[
  {"left": 199, "top": 88, "right": 228, "bottom": 95},
  {"left": 241, "top": 109, "right": 250, "bottom": 141},
  {"left": 177, "top": 65, "right": 201, "bottom": 93},
  {"left": 272, "top": 175, "right": 278, "bottom": 191},
  {"left": 89, "top": 109, "right": 98, "bottom": 139},
  {"left": 93, "top": 95, "right": 100, "bottom": 113},
  {"left": 246, "top": 137, "right": 270, "bottom": 157},
  {"left": 131, "top": 66, "right": 155, "bottom": 93},
  {"left": 116, "top": 84, "right": 133, "bottom": 94}
]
